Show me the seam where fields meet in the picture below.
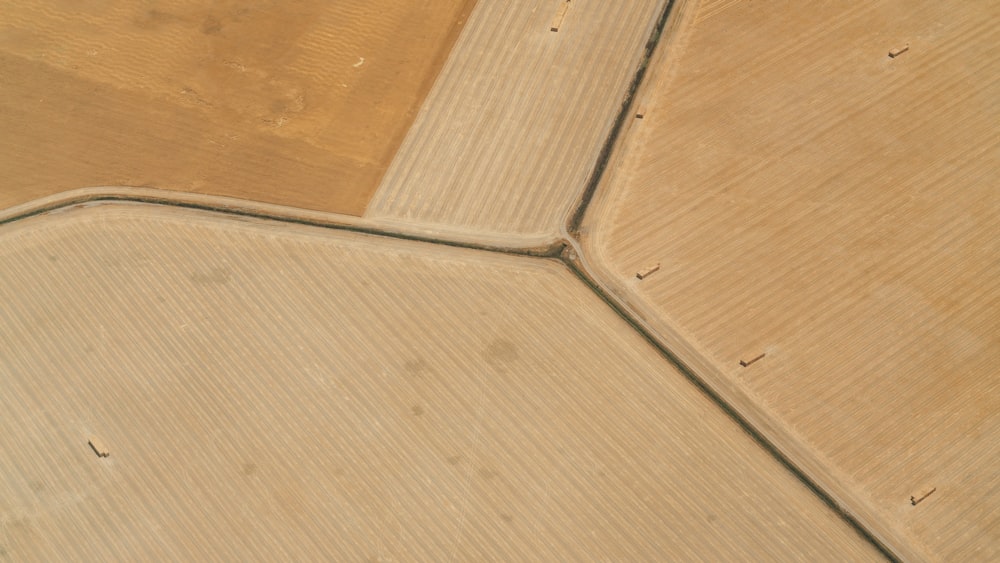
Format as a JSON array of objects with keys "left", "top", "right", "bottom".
[{"left": 0, "top": 0, "right": 907, "bottom": 558}]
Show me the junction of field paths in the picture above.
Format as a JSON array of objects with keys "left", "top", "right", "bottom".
[{"left": 2, "top": 1, "right": 997, "bottom": 561}]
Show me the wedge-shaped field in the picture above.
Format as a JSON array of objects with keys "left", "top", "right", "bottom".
[
  {"left": 0, "top": 0, "right": 474, "bottom": 215},
  {"left": 366, "top": 0, "right": 667, "bottom": 244},
  {"left": 584, "top": 1, "right": 999, "bottom": 560},
  {"left": 0, "top": 203, "right": 881, "bottom": 560}
]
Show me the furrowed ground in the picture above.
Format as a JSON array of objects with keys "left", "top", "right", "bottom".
[
  {"left": 0, "top": 203, "right": 881, "bottom": 560},
  {"left": 584, "top": 1, "right": 1000, "bottom": 559}
]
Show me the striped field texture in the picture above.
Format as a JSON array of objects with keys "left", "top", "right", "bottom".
[
  {"left": 0, "top": 203, "right": 882, "bottom": 560},
  {"left": 366, "top": 0, "right": 667, "bottom": 242},
  {"left": 584, "top": 1, "right": 1000, "bottom": 560}
]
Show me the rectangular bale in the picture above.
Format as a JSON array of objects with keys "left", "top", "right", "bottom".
[
  {"left": 88, "top": 436, "right": 110, "bottom": 458},
  {"left": 550, "top": 1, "right": 570, "bottom": 32}
]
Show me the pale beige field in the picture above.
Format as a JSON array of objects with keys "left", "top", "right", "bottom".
[
  {"left": 0, "top": 0, "right": 475, "bottom": 215},
  {"left": 366, "top": 0, "right": 668, "bottom": 244},
  {"left": 583, "top": 1, "right": 999, "bottom": 560},
  {"left": 0, "top": 203, "right": 883, "bottom": 560}
]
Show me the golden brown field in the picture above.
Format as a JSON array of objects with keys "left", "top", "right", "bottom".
[
  {"left": 2, "top": 0, "right": 995, "bottom": 558},
  {"left": 0, "top": 0, "right": 474, "bottom": 215},
  {"left": 583, "top": 1, "right": 1000, "bottom": 559},
  {"left": 0, "top": 203, "right": 882, "bottom": 560}
]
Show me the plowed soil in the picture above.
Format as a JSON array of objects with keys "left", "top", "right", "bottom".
[
  {"left": 0, "top": 0, "right": 475, "bottom": 215},
  {"left": 0, "top": 203, "right": 882, "bottom": 560},
  {"left": 584, "top": 1, "right": 1000, "bottom": 559}
]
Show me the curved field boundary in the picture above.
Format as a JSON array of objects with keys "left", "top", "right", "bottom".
[
  {"left": 560, "top": 2, "right": 920, "bottom": 559},
  {"left": 0, "top": 187, "right": 563, "bottom": 258},
  {"left": 0, "top": 202, "right": 884, "bottom": 560},
  {"left": 0, "top": 0, "right": 910, "bottom": 558}
]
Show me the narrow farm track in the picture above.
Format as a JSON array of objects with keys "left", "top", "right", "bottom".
[
  {"left": 580, "top": 1, "right": 1000, "bottom": 561},
  {"left": 0, "top": 203, "right": 884, "bottom": 560},
  {"left": 0, "top": 0, "right": 476, "bottom": 215},
  {"left": 0, "top": 1, "right": 903, "bottom": 559},
  {"left": 3, "top": 0, "right": 992, "bottom": 560}
]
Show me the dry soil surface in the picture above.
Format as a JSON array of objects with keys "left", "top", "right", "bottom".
[
  {"left": 584, "top": 1, "right": 999, "bottom": 560},
  {"left": 366, "top": 0, "right": 668, "bottom": 243},
  {"left": 0, "top": 0, "right": 474, "bottom": 215},
  {"left": 0, "top": 203, "right": 883, "bottom": 561}
]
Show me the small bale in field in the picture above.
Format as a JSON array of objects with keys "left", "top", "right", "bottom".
[
  {"left": 88, "top": 436, "right": 110, "bottom": 458},
  {"left": 550, "top": 1, "right": 571, "bottom": 32},
  {"left": 739, "top": 353, "right": 766, "bottom": 367},
  {"left": 636, "top": 263, "right": 660, "bottom": 280},
  {"left": 888, "top": 44, "right": 909, "bottom": 58},
  {"left": 910, "top": 486, "right": 936, "bottom": 506}
]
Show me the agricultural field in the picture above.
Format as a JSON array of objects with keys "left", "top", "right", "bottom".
[
  {"left": 1, "top": 0, "right": 994, "bottom": 558},
  {"left": 0, "top": 0, "right": 475, "bottom": 215},
  {"left": 0, "top": 203, "right": 883, "bottom": 560},
  {"left": 365, "top": 0, "right": 668, "bottom": 244},
  {"left": 582, "top": 0, "right": 1000, "bottom": 560}
]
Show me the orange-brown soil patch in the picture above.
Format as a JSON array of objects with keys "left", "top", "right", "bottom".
[{"left": 0, "top": 0, "right": 475, "bottom": 215}]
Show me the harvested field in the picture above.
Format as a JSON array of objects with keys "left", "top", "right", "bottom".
[
  {"left": 366, "top": 0, "right": 667, "bottom": 243},
  {"left": 583, "top": 1, "right": 1000, "bottom": 560},
  {"left": 0, "top": 203, "right": 883, "bottom": 560},
  {"left": 0, "top": 0, "right": 475, "bottom": 215}
]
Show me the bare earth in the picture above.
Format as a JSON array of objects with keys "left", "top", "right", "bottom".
[
  {"left": 584, "top": 1, "right": 999, "bottom": 560},
  {"left": 1, "top": 0, "right": 993, "bottom": 558},
  {"left": 0, "top": 0, "right": 475, "bottom": 215},
  {"left": 0, "top": 203, "right": 883, "bottom": 560},
  {"left": 366, "top": 0, "right": 667, "bottom": 244}
]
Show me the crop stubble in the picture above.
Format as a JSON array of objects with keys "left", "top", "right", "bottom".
[
  {"left": 366, "top": 0, "right": 668, "bottom": 242},
  {"left": 0, "top": 0, "right": 475, "bottom": 215},
  {"left": 584, "top": 1, "right": 999, "bottom": 560},
  {"left": 0, "top": 203, "right": 883, "bottom": 560}
]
